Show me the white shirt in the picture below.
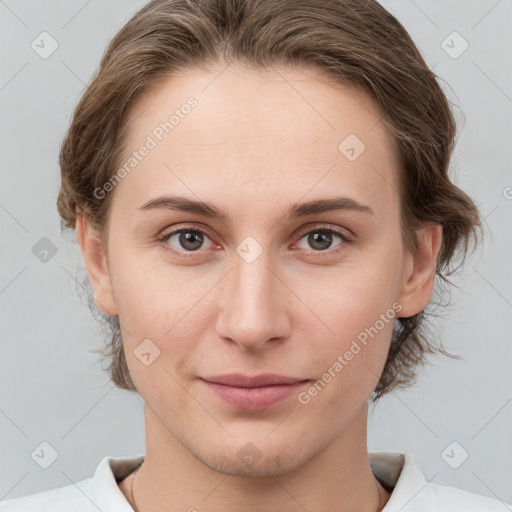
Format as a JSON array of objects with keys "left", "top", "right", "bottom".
[{"left": 0, "top": 452, "right": 508, "bottom": 511}]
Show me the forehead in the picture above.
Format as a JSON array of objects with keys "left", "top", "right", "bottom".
[{"left": 115, "top": 64, "right": 401, "bottom": 219}]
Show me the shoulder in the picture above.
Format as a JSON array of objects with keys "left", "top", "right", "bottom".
[
  {"left": 416, "top": 480, "right": 509, "bottom": 511},
  {"left": 0, "top": 479, "right": 96, "bottom": 512},
  {"left": 370, "top": 452, "right": 509, "bottom": 511},
  {"left": 0, "top": 453, "right": 145, "bottom": 512}
]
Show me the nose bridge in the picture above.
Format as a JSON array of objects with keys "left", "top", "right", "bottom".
[
  {"left": 232, "top": 231, "right": 279, "bottom": 309},
  {"left": 234, "top": 244, "right": 273, "bottom": 310},
  {"left": 216, "top": 237, "right": 290, "bottom": 350}
]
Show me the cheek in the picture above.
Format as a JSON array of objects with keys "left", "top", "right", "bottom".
[
  {"left": 109, "top": 250, "right": 187, "bottom": 330},
  {"left": 108, "top": 253, "right": 212, "bottom": 372},
  {"left": 297, "top": 252, "right": 402, "bottom": 398},
  {"left": 318, "top": 255, "right": 401, "bottom": 339},
  {"left": 298, "top": 295, "right": 396, "bottom": 418},
  {"left": 109, "top": 223, "right": 402, "bottom": 377}
]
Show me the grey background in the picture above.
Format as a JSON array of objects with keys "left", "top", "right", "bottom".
[{"left": 1, "top": 0, "right": 511, "bottom": 505}]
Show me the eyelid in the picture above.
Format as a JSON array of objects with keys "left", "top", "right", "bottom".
[
  {"left": 158, "top": 222, "right": 216, "bottom": 241},
  {"left": 295, "top": 222, "right": 354, "bottom": 241}
]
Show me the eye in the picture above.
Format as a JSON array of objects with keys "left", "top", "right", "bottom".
[
  {"left": 295, "top": 226, "right": 350, "bottom": 253},
  {"left": 158, "top": 226, "right": 216, "bottom": 257},
  {"left": 157, "top": 224, "right": 352, "bottom": 259}
]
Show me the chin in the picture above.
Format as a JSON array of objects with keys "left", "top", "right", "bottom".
[
  {"left": 186, "top": 432, "right": 312, "bottom": 478},
  {"left": 200, "top": 448, "right": 305, "bottom": 478}
]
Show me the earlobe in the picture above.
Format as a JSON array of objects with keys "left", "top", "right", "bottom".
[
  {"left": 396, "top": 224, "right": 442, "bottom": 318},
  {"left": 75, "top": 211, "right": 118, "bottom": 317}
]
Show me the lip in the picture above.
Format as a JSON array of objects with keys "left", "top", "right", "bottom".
[
  {"left": 202, "top": 373, "right": 307, "bottom": 387},
  {"left": 200, "top": 373, "right": 310, "bottom": 410}
]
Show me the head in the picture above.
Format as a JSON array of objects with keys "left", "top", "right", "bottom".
[{"left": 57, "top": 0, "right": 481, "bottom": 475}]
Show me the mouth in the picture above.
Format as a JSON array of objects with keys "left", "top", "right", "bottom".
[{"left": 200, "top": 373, "right": 311, "bottom": 410}]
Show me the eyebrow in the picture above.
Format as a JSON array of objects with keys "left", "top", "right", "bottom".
[{"left": 136, "top": 194, "right": 374, "bottom": 222}]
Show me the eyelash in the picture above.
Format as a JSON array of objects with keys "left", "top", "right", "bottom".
[{"left": 156, "top": 224, "right": 353, "bottom": 259}]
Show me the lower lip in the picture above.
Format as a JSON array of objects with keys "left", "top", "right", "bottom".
[{"left": 201, "top": 379, "right": 310, "bottom": 410}]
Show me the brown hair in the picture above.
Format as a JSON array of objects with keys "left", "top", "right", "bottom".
[{"left": 57, "top": 0, "right": 481, "bottom": 403}]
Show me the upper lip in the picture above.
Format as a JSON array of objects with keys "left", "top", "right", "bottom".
[{"left": 201, "top": 373, "right": 309, "bottom": 388}]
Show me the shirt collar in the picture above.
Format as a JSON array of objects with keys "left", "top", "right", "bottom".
[
  {"left": 369, "top": 452, "right": 430, "bottom": 510},
  {"left": 93, "top": 451, "right": 422, "bottom": 510},
  {"left": 92, "top": 453, "right": 145, "bottom": 511}
]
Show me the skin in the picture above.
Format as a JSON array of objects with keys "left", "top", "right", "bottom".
[{"left": 76, "top": 63, "right": 441, "bottom": 512}]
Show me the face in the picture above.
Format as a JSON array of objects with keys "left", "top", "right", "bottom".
[{"left": 79, "top": 63, "right": 439, "bottom": 477}]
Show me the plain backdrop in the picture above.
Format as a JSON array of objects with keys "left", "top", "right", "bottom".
[{"left": 1, "top": 0, "right": 511, "bottom": 505}]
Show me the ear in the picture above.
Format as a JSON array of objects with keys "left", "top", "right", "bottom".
[
  {"left": 396, "top": 224, "right": 442, "bottom": 318},
  {"left": 75, "top": 210, "right": 118, "bottom": 317}
]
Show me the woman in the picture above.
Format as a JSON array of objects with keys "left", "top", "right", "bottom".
[{"left": 1, "top": 0, "right": 506, "bottom": 510}]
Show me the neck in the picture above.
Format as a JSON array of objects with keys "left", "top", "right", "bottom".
[{"left": 120, "top": 403, "right": 391, "bottom": 512}]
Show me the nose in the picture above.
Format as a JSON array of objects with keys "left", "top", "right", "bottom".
[{"left": 215, "top": 247, "right": 292, "bottom": 351}]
